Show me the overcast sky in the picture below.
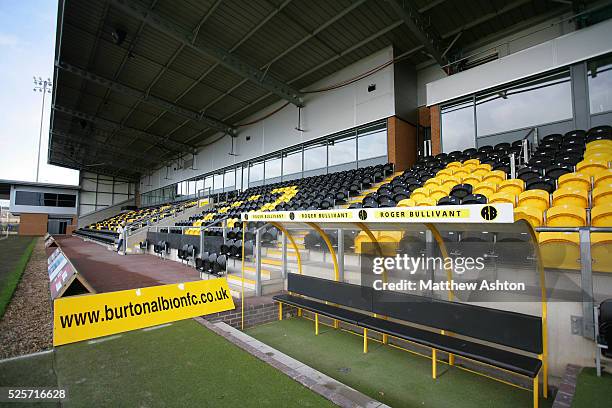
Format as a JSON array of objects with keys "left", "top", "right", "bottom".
[{"left": 0, "top": 0, "right": 79, "bottom": 185}]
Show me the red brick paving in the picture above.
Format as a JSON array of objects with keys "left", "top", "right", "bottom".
[{"left": 54, "top": 236, "right": 200, "bottom": 293}]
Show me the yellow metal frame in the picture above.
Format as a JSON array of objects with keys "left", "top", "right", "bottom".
[{"left": 240, "top": 221, "right": 246, "bottom": 330}]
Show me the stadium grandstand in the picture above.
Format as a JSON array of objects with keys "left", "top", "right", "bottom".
[{"left": 3, "top": 0, "right": 612, "bottom": 407}]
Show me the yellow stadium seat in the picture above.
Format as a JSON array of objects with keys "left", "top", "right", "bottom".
[
  {"left": 585, "top": 151, "right": 612, "bottom": 162},
  {"left": 518, "top": 189, "right": 550, "bottom": 212},
  {"left": 558, "top": 172, "right": 592, "bottom": 191},
  {"left": 587, "top": 139, "right": 612, "bottom": 151},
  {"left": 411, "top": 187, "right": 430, "bottom": 201},
  {"left": 415, "top": 197, "right": 437, "bottom": 206},
  {"left": 424, "top": 178, "right": 442, "bottom": 188},
  {"left": 462, "top": 163, "right": 478, "bottom": 173},
  {"left": 430, "top": 190, "right": 447, "bottom": 202},
  {"left": 489, "top": 191, "right": 516, "bottom": 207},
  {"left": 477, "top": 163, "right": 493, "bottom": 172},
  {"left": 552, "top": 187, "right": 589, "bottom": 208},
  {"left": 577, "top": 158, "right": 609, "bottom": 176},
  {"left": 397, "top": 198, "right": 416, "bottom": 207},
  {"left": 592, "top": 203, "right": 612, "bottom": 227},
  {"left": 514, "top": 206, "right": 544, "bottom": 228},
  {"left": 453, "top": 169, "right": 469, "bottom": 179},
  {"left": 464, "top": 159, "right": 480, "bottom": 166},
  {"left": 462, "top": 174, "right": 482, "bottom": 186},
  {"left": 594, "top": 169, "right": 612, "bottom": 188},
  {"left": 592, "top": 233, "right": 612, "bottom": 273},
  {"left": 473, "top": 182, "right": 498, "bottom": 198},
  {"left": 546, "top": 205, "right": 587, "bottom": 227},
  {"left": 437, "top": 168, "right": 454, "bottom": 177},
  {"left": 539, "top": 232, "right": 580, "bottom": 270},
  {"left": 592, "top": 184, "right": 612, "bottom": 207},
  {"left": 447, "top": 161, "right": 462, "bottom": 168},
  {"left": 441, "top": 181, "right": 459, "bottom": 192},
  {"left": 498, "top": 179, "right": 524, "bottom": 195},
  {"left": 472, "top": 168, "right": 490, "bottom": 177},
  {"left": 482, "top": 171, "right": 506, "bottom": 185}
]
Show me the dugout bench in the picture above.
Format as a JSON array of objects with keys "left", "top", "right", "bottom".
[{"left": 239, "top": 204, "right": 548, "bottom": 408}]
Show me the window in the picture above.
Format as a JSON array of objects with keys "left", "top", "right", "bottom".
[
  {"left": 358, "top": 125, "right": 387, "bottom": 161},
  {"left": 303, "top": 142, "right": 327, "bottom": 172},
  {"left": 14, "top": 191, "right": 76, "bottom": 208},
  {"left": 213, "top": 173, "right": 223, "bottom": 193},
  {"left": 224, "top": 170, "right": 235, "bottom": 192},
  {"left": 265, "top": 156, "right": 281, "bottom": 183},
  {"left": 282, "top": 149, "right": 302, "bottom": 180},
  {"left": 196, "top": 178, "right": 204, "bottom": 196},
  {"left": 441, "top": 99, "right": 475, "bottom": 151},
  {"left": 204, "top": 176, "right": 213, "bottom": 196},
  {"left": 249, "top": 161, "right": 264, "bottom": 186},
  {"left": 328, "top": 135, "right": 356, "bottom": 168},
  {"left": 588, "top": 54, "right": 612, "bottom": 114},
  {"left": 476, "top": 70, "right": 573, "bottom": 136}
]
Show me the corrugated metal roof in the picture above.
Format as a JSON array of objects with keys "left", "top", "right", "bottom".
[{"left": 50, "top": 0, "right": 595, "bottom": 179}]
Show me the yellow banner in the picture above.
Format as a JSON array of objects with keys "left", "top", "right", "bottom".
[{"left": 53, "top": 279, "right": 235, "bottom": 346}]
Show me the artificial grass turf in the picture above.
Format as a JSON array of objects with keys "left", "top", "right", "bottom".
[
  {"left": 48, "top": 319, "right": 333, "bottom": 407},
  {"left": 247, "top": 317, "right": 552, "bottom": 408},
  {"left": 572, "top": 367, "right": 612, "bottom": 408},
  {"left": 0, "top": 237, "right": 36, "bottom": 319}
]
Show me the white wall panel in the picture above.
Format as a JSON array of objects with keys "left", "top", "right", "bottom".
[
  {"left": 141, "top": 46, "right": 396, "bottom": 193},
  {"left": 427, "top": 19, "right": 612, "bottom": 106}
]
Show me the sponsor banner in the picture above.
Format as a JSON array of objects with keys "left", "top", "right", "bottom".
[
  {"left": 240, "top": 204, "right": 514, "bottom": 224},
  {"left": 53, "top": 278, "right": 235, "bottom": 346},
  {"left": 47, "top": 249, "right": 78, "bottom": 299},
  {"left": 198, "top": 198, "right": 210, "bottom": 207}
]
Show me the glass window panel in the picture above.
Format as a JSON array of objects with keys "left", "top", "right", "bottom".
[
  {"left": 358, "top": 126, "right": 387, "bottom": 160},
  {"left": 441, "top": 99, "right": 475, "bottom": 151},
  {"left": 265, "top": 156, "right": 281, "bottom": 181},
  {"left": 303, "top": 142, "right": 327, "bottom": 171},
  {"left": 43, "top": 193, "right": 57, "bottom": 206},
  {"left": 235, "top": 167, "right": 243, "bottom": 191},
  {"left": 213, "top": 173, "right": 223, "bottom": 192},
  {"left": 329, "top": 135, "right": 356, "bottom": 166},
  {"left": 282, "top": 149, "right": 302, "bottom": 179},
  {"left": 588, "top": 54, "right": 612, "bottom": 114},
  {"left": 249, "top": 161, "right": 264, "bottom": 183},
  {"left": 476, "top": 71, "right": 573, "bottom": 136},
  {"left": 196, "top": 179, "right": 204, "bottom": 196},
  {"left": 204, "top": 176, "right": 213, "bottom": 196},
  {"left": 224, "top": 170, "right": 235, "bottom": 192}
]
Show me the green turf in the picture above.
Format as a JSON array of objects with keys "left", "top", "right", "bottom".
[
  {"left": 247, "top": 317, "right": 551, "bottom": 408},
  {"left": 1, "top": 319, "right": 333, "bottom": 407},
  {"left": 0, "top": 351, "right": 58, "bottom": 408},
  {"left": 0, "top": 237, "right": 36, "bottom": 319},
  {"left": 572, "top": 367, "right": 612, "bottom": 408}
]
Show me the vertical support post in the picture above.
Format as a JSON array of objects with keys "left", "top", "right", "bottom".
[
  {"left": 579, "top": 228, "right": 595, "bottom": 340},
  {"left": 278, "top": 302, "right": 283, "bottom": 321},
  {"left": 315, "top": 313, "right": 319, "bottom": 335},
  {"left": 510, "top": 153, "right": 516, "bottom": 180},
  {"left": 522, "top": 138, "right": 529, "bottom": 165},
  {"left": 337, "top": 228, "right": 345, "bottom": 282},
  {"left": 425, "top": 230, "right": 434, "bottom": 297},
  {"left": 363, "top": 328, "right": 368, "bottom": 353},
  {"left": 255, "top": 229, "right": 262, "bottom": 296},
  {"left": 382, "top": 334, "right": 388, "bottom": 344},
  {"left": 281, "top": 232, "right": 288, "bottom": 279},
  {"left": 432, "top": 349, "right": 437, "bottom": 379},
  {"left": 533, "top": 376, "right": 539, "bottom": 408}
]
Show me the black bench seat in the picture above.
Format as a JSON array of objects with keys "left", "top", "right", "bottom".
[
  {"left": 274, "top": 294, "right": 369, "bottom": 325},
  {"left": 359, "top": 316, "right": 542, "bottom": 378}
]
